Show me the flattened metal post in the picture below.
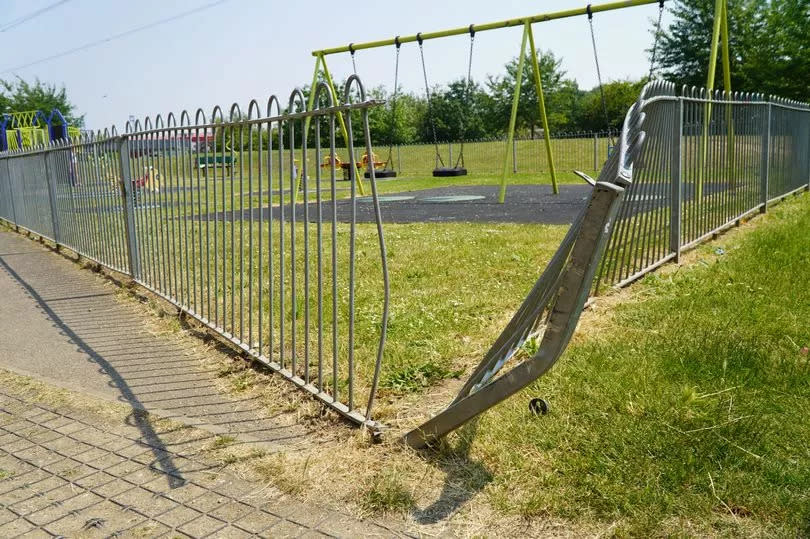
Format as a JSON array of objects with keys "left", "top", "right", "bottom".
[
  {"left": 670, "top": 99, "right": 683, "bottom": 262},
  {"left": 117, "top": 137, "right": 141, "bottom": 278},
  {"left": 404, "top": 181, "right": 626, "bottom": 449},
  {"left": 760, "top": 102, "right": 771, "bottom": 212}
]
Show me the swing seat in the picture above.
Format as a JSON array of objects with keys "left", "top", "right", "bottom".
[
  {"left": 365, "top": 169, "right": 397, "bottom": 179},
  {"left": 433, "top": 167, "right": 467, "bottom": 177}
]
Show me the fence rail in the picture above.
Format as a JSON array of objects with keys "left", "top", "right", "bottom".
[{"left": 0, "top": 77, "right": 390, "bottom": 432}]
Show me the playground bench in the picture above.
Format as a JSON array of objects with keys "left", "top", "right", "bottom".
[{"left": 197, "top": 155, "right": 237, "bottom": 170}]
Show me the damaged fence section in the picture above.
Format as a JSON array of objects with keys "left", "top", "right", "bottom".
[
  {"left": 1, "top": 77, "right": 808, "bottom": 435},
  {"left": 597, "top": 83, "right": 810, "bottom": 291}
]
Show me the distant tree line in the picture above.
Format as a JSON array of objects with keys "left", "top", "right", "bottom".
[
  {"left": 655, "top": 0, "right": 808, "bottom": 101},
  {"left": 4, "top": 0, "right": 805, "bottom": 148},
  {"left": 301, "top": 49, "right": 646, "bottom": 148}
]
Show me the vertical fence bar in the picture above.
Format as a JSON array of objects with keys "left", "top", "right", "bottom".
[
  {"left": 396, "top": 144, "right": 401, "bottom": 173},
  {"left": 118, "top": 137, "right": 141, "bottom": 278},
  {"left": 760, "top": 101, "right": 771, "bottom": 212},
  {"left": 670, "top": 98, "right": 683, "bottom": 262},
  {"left": 593, "top": 133, "right": 598, "bottom": 170},
  {"left": 6, "top": 157, "right": 17, "bottom": 228},
  {"left": 512, "top": 138, "right": 517, "bottom": 173},
  {"left": 43, "top": 149, "right": 61, "bottom": 247}
]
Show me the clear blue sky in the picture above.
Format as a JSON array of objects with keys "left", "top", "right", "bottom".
[{"left": 1, "top": 0, "right": 672, "bottom": 130}]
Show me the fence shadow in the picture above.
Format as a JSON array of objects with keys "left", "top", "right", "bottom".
[
  {"left": 411, "top": 420, "right": 492, "bottom": 525},
  {"left": 0, "top": 249, "right": 190, "bottom": 488}
]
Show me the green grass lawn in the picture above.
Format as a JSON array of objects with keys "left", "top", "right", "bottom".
[
  {"left": 51, "top": 137, "right": 810, "bottom": 535},
  {"left": 464, "top": 192, "right": 810, "bottom": 535},
  {"left": 196, "top": 190, "right": 810, "bottom": 537}
]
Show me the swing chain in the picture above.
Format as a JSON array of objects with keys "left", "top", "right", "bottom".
[
  {"left": 349, "top": 43, "right": 357, "bottom": 75},
  {"left": 648, "top": 0, "right": 665, "bottom": 80},
  {"left": 456, "top": 25, "right": 476, "bottom": 169},
  {"left": 384, "top": 38, "right": 402, "bottom": 170},
  {"left": 417, "top": 33, "right": 445, "bottom": 168},
  {"left": 587, "top": 4, "right": 615, "bottom": 146}
]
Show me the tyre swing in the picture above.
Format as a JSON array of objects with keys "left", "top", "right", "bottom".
[{"left": 417, "top": 29, "right": 475, "bottom": 177}]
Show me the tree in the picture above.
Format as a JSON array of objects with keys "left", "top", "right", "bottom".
[
  {"left": 654, "top": 0, "right": 809, "bottom": 101},
  {"left": 576, "top": 79, "right": 646, "bottom": 133},
  {"left": 418, "top": 79, "right": 489, "bottom": 143},
  {"left": 1, "top": 77, "right": 84, "bottom": 127},
  {"left": 369, "top": 90, "right": 425, "bottom": 146},
  {"left": 744, "top": 0, "right": 810, "bottom": 100},
  {"left": 486, "top": 49, "right": 575, "bottom": 137}
]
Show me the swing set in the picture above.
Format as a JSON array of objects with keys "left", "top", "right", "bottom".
[
  {"left": 308, "top": 0, "right": 718, "bottom": 203},
  {"left": 304, "top": 1, "right": 734, "bottom": 444}
]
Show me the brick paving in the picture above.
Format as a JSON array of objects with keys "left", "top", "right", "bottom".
[{"left": 0, "top": 387, "right": 398, "bottom": 538}]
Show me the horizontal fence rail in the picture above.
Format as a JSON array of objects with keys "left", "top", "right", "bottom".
[
  {"left": 597, "top": 82, "right": 810, "bottom": 291},
  {"left": 0, "top": 77, "right": 391, "bottom": 431}
]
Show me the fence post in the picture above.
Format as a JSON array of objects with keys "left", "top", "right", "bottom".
[
  {"left": 448, "top": 141, "right": 452, "bottom": 167},
  {"left": 43, "top": 150, "right": 61, "bottom": 247},
  {"left": 593, "top": 133, "right": 598, "bottom": 170},
  {"left": 5, "top": 158, "right": 17, "bottom": 229},
  {"left": 806, "top": 110, "right": 810, "bottom": 191},
  {"left": 512, "top": 138, "right": 517, "bottom": 173},
  {"left": 760, "top": 101, "right": 771, "bottom": 212},
  {"left": 670, "top": 100, "right": 683, "bottom": 263},
  {"left": 117, "top": 137, "right": 140, "bottom": 279},
  {"left": 397, "top": 144, "right": 401, "bottom": 173}
]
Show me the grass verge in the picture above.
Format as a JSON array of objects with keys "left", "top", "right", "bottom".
[{"left": 222, "top": 192, "right": 810, "bottom": 536}]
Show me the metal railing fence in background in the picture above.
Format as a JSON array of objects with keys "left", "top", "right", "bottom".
[
  {"left": 384, "top": 131, "right": 613, "bottom": 177},
  {"left": 597, "top": 82, "right": 810, "bottom": 291},
  {"left": 0, "top": 77, "right": 391, "bottom": 431}
]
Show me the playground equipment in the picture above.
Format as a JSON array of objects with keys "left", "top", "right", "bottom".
[
  {"left": 0, "top": 109, "right": 80, "bottom": 151},
  {"left": 310, "top": 0, "right": 731, "bottom": 202},
  {"left": 416, "top": 30, "right": 472, "bottom": 177}
]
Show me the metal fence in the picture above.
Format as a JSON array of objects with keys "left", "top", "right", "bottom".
[
  {"left": 0, "top": 76, "right": 390, "bottom": 431},
  {"left": 1, "top": 77, "right": 809, "bottom": 430},
  {"left": 597, "top": 81, "right": 810, "bottom": 291}
]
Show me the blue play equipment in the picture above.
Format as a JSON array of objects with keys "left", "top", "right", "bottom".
[{"left": 0, "top": 109, "right": 80, "bottom": 151}]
